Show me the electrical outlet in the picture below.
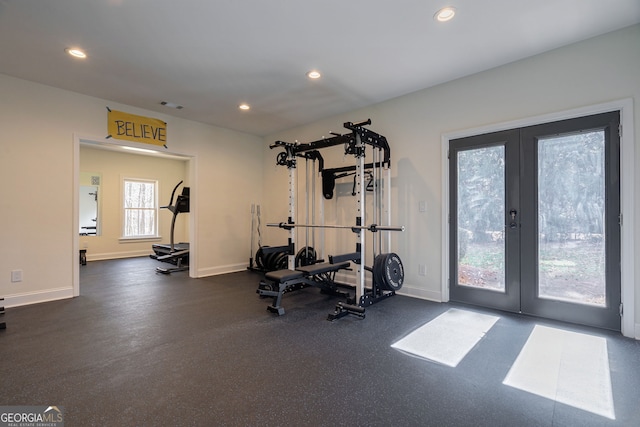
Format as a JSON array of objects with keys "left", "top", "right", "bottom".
[
  {"left": 418, "top": 201, "right": 427, "bottom": 212},
  {"left": 418, "top": 264, "right": 427, "bottom": 276},
  {"left": 11, "top": 270, "right": 23, "bottom": 282}
]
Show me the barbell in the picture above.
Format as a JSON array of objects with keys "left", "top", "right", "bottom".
[{"left": 267, "top": 222, "right": 404, "bottom": 232}]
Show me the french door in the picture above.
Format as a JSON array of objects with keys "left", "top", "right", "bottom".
[{"left": 449, "top": 112, "right": 621, "bottom": 330}]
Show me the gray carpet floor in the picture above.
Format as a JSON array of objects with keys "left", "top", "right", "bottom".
[{"left": 1, "top": 257, "right": 639, "bottom": 426}]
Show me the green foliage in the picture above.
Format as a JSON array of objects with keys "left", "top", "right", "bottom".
[{"left": 457, "top": 130, "right": 605, "bottom": 244}]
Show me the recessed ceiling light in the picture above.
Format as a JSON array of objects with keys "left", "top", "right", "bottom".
[
  {"left": 239, "top": 104, "right": 250, "bottom": 110},
  {"left": 434, "top": 6, "right": 456, "bottom": 22},
  {"left": 65, "top": 48, "right": 87, "bottom": 59},
  {"left": 307, "top": 70, "right": 321, "bottom": 79}
]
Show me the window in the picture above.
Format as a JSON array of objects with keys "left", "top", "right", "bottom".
[{"left": 123, "top": 178, "right": 158, "bottom": 238}]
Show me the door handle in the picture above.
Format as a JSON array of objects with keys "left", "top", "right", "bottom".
[{"left": 509, "top": 209, "right": 518, "bottom": 229}]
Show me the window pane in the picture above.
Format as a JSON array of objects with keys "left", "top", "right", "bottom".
[
  {"left": 457, "top": 146, "right": 506, "bottom": 291},
  {"left": 124, "top": 209, "right": 156, "bottom": 236},
  {"left": 537, "top": 131, "right": 606, "bottom": 306},
  {"left": 124, "top": 181, "right": 155, "bottom": 208}
]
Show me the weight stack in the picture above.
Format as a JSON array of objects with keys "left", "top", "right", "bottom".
[{"left": 0, "top": 297, "right": 5, "bottom": 329}]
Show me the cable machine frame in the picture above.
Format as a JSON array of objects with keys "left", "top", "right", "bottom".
[{"left": 265, "top": 119, "right": 404, "bottom": 319}]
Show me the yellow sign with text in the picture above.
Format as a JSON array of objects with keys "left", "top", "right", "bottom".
[{"left": 107, "top": 109, "right": 167, "bottom": 146}]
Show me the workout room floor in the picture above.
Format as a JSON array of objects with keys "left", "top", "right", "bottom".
[{"left": 1, "top": 257, "right": 639, "bottom": 426}]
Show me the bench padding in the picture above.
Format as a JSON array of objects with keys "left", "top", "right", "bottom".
[
  {"left": 265, "top": 269, "right": 305, "bottom": 282},
  {"left": 295, "top": 262, "right": 350, "bottom": 276}
]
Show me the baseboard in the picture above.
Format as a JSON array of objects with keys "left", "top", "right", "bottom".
[
  {"left": 87, "top": 255, "right": 247, "bottom": 279},
  {"left": 335, "top": 271, "right": 442, "bottom": 302},
  {"left": 635, "top": 323, "right": 640, "bottom": 340},
  {"left": 87, "top": 250, "right": 152, "bottom": 261},
  {"left": 3, "top": 287, "right": 74, "bottom": 308},
  {"left": 335, "top": 270, "right": 358, "bottom": 285},
  {"left": 396, "top": 285, "right": 442, "bottom": 302},
  {"left": 196, "top": 263, "right": 248, "bottom": 278}
]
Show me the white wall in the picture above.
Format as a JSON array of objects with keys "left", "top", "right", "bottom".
[
  {"left": 262, "top": 25, "right": 640, "bottom": 335},
  {"left": 0, "top": 74, "right": 263, "bottom": 307}
]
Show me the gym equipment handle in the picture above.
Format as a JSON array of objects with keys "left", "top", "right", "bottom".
[{"left": 160, "top": 180, "right": 184, "bottom": 209}]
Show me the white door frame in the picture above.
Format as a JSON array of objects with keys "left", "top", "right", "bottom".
[{"left": 72, "top": 134, "right": 197, "bottom": 297}]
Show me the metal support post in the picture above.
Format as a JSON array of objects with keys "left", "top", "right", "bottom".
[
  {"left": 288, "top": 154, "right": 296, "bottom": 270},
  {"left": 355, "top": 132, "right": 366, "bottom": 302},
  {"left": 384, "top": 165, "right": 392, "bottom": 254}
]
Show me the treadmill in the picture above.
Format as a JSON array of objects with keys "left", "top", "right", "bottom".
[{"left": 151, "top": 181, "right": 190, "bottom": 273}]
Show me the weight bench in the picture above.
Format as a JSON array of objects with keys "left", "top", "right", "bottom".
[{"left": 257, "top": 261, "right": 351, "bottom": 315}]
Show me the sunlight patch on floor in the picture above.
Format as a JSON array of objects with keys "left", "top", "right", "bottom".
[
  {"left": 391, "top": 308, "right": 499, "bottom": 367},
  {"left": 503, "top": 325, "right": 615, "bottom": 420}
]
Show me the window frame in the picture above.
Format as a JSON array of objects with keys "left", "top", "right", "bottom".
[{"left": 121, "top": 177, "right": 160, "bottom": 240}]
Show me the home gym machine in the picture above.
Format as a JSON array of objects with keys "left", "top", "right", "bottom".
[
  {"left": 257, "top": 119, "right": 405, "bottom": 319},
  {"left": 150, "top": 181, "right": 190, "bottom": 274}
]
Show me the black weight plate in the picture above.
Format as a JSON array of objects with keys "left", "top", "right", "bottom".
[
  {"left": 264, "top": 251, "right": 277, "bottom": 271},
  {"left": 382, "top": 253, "right": 404, "bottom": 291},
  {"left": 373, "top": 254, "right": 386, "bottom": 289},
  {"left": 273, "top": 252, "right": 288, "bottom": 270},
  {"left": 295, "top": 246, "right": 317, "bottom": 267},
  {"left": 255, "top": 247, "right": 265, "bottom": 269}
]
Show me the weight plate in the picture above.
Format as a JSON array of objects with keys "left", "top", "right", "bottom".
[
  {"left": 255, "top": 247, "right": 265, "bottom": 269},
  {"left": 383, "top": 253, "right": 404, "bottom": 291},
  {"left": 264, "top": 251, "right": 277, "bottom": 271},
  {"left": 295, "top": 246, "right": 317, "bottom": 267},
  {"left": 373, "top": 254, "right": 386, "bottom": 289},
  {"left": 273, "top": 252, "right": 288, "bottom": 270}
]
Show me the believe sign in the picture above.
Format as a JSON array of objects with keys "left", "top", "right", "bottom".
[{"left": 107, "top": 109, "right": 167, "bottom": 146}]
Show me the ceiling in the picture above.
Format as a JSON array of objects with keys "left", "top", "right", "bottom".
[{"left": 1, "top": 1, "right": 639, "bottom": 137}]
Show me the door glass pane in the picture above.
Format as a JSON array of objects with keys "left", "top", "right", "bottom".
[
  {"left": 537, "top": 131, "right": 606, "bottom": 306},
  {"left": 457, "top": 146, "right": 506, "bottom": 291}
]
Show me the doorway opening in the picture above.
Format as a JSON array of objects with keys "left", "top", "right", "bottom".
[{"left": 73, "top": 135, "right": 196, "bottom": 296}]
